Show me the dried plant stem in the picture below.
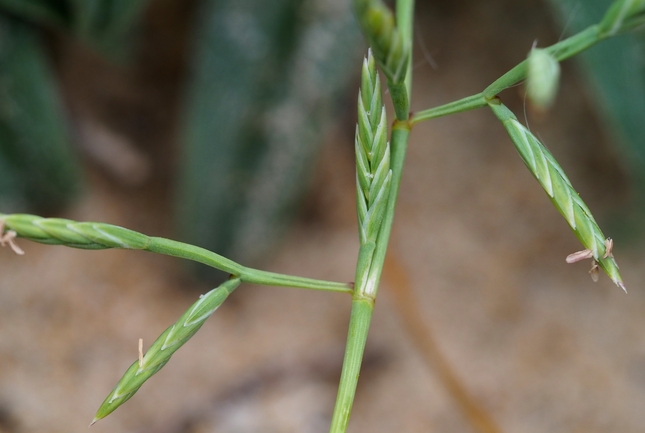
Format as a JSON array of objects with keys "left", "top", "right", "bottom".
[{"left": 384, "top": 254, "right": 502, "bottom": 433}]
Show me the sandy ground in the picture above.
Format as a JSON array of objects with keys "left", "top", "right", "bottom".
[{"left": 1, "top": 1, "right": 645, "bottom": 433}]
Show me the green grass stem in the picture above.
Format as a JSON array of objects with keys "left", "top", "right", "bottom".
[
  {"left": 389, "top": 82, "right": 410, "bottom": 121},
  {"left": 0, "top": 213, "right": 351, "bottom": 294},
  {"left": 396, "top": 0, "right": 415, "bottom": 102},
  {"left": 240, "top": 267, "right": 352, "bottom": 294},
  {"left": 484, "top": 25, "right": 600, "bottom": 98},
  {"left": 411, "top": 27, "right": 602, "bottom": 125},
  {"left": 412, "top": 21, "right": 627, "bottom": 125},
  {"left": 146, "top": 237, "right": 242, "bottom": 274},
  {"left": 599, "top": 0, "right": 645, "bottom": 36},
  {"left": 328, "top": 1, "right": 416, "bottom": 428},
  {"left": 411, "top": 93, "right": 488, "bottom": 124},
  {"left": 328, "top": 297, "right": 374, "bottom": 433}
]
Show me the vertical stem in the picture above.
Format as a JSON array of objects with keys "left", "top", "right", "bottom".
[
  {"left": 329, "top": 2, "right": 415, "bottom": 431},
  {"left": 396, "top": 0, "right": 415, "bottom": 102},
  {"left": 390, "top": 83, "right": 410, "bottom": 121},
  {"left": 328, "top": 118, "right": 411, "bottom": 433},
  {"left": 389, "top": 0, "right": 415, "bottom": 120},
  {"left": 328, "top": 298, "right": 374, "bottom": 433}
]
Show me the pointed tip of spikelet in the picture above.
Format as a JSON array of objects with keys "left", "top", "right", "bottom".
[{"left": 617, "top": 280, "right": 627, "bottom": 293}]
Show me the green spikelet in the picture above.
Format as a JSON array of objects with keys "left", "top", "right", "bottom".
[
  {"left": 352, "top": 0, "right": 409, "bottom": 86},
  {"left": 352, "top": 0, "right": 410, "bottom": 120},
  {"left": 0, "top": 213, "right": 149, "bottom": 249},
  {"left": 355, "top": 51, "right": 392, "bottom": 245},
  {"left": 92, "top": 277, "right": 241, "bottom": 423},
  {"left": 489, "top": 101, "right": 625, "bottom": 291},
  {"left": 0, "top": 213, "right": 242, "bottom": 274}
]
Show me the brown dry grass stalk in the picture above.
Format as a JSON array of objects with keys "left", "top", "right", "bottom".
[{"left": 383, "top": 254, "right": 502, "bottom": 433}]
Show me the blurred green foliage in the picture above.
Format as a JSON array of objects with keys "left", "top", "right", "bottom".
[
  {"left": 177, "top": 0, "right": 362, "bottom": 279},
  {"left": 0, "top": 0, "right": 361, "bottom": 277},
  {"left": 0, "top": 0, "right": 150, "bottom": 54},
  {"left": 0, "top": 0, "right": 152, "bottom": 212},
  {"left": 0, "top": 14, "right": 79, "bottom": 211}
]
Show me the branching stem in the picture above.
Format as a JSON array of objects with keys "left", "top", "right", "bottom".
[
  {"left": 0, "top": 214, "right": 352, "bottom": 294},
  {"left": 329, "top": 1, "right": 415, "bottom": 431},
  {"left": 411, "top": 24, "right": 612, "bottom": 125}
]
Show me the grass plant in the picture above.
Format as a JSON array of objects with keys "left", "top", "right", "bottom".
[{"left": 0, "top": 0, "right": 641, "bottom": 431}]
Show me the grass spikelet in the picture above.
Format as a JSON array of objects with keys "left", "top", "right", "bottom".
[
  {"left": 488, "top": 101, "right": 625, "bottom": 291},
  {"left": 0, "top": 213, "right": 243, "bottom": 274},
  {"left": 92, "top": 277, "right": 241, "bottom": 424},
  {"left": 356, "top": 51, "right": 392, "bottom": 245},
  {"left": 353, "top": 0, "right": 409, "bottom": 85},
  {"left": 0, "top": 213, "right": 149, "bottom": 250}
]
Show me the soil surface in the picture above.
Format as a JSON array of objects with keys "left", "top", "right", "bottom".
[{"left": 1, "top": 1, "right": 644, "bottom": 433}]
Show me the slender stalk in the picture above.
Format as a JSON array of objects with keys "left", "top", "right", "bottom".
[
  {"left": 150, "top": 239, "right": 353, "bottom": 292},
  {"left": 0, "top": 213, "right": 351, "bottom": 294},
  {"left": 411, "top": 93, "right": 488, "bottom": 124},
  {"left": 389, "top": 83, "right": 410, "bottom": 121},
  {"left": 484, "top": 26, "right": 602, "bottom": 98},
  {"left": 328, "top": 298, "right": 374, "bottom": 433},
  {"left": 411, "top": 24, "right": 612, "bottom": 126},
  {"left": 547, "top": 25, "right": 602, "bottom": 62},
  {"left": 147, "top": 237, "right": 243, "bottom": 275},
  {"left": 389, "top": 0, "right": 415, "bottom": 120},
  {"left": 396, "top": 0, "right": 415, "bottom": 102},
  {"left": 149, "top": 239, "right": 354, "bottom": 293},
  {"left": 240, "top": 267, "right": 353, "bottom": 294}
]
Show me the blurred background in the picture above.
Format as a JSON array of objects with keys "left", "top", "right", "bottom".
[{"left": 0, "top": 0, "right": 644, "bottom": 432}]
